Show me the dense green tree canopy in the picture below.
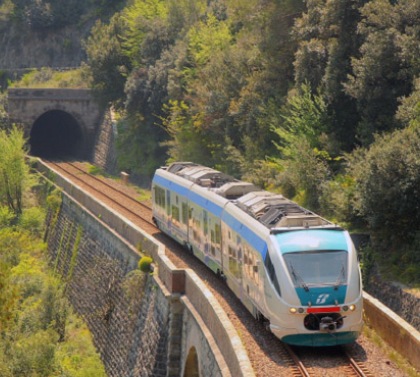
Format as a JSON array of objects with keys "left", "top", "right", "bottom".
[{"left": 82, "top": 0, "right": 420, "bottom": 282}]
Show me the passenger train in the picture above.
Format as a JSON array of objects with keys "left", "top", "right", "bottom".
[{"left": 152, "top": 162, "right": 363, "bottom": 346}]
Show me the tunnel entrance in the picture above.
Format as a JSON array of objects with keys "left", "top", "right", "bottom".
[{"left": 30, "top": 110, "right": 83, "bottom": 159}]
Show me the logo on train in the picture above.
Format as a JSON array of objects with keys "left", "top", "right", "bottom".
[{"left": 316, "top": 293, "right": 330, "bottom": 305}]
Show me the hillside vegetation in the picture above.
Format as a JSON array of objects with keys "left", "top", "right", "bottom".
[
  {"left": 1, "top": 0, "right": 419, "bottom": 285},
  {"left": 0, "top": 128, "right": 106, "bottom": 376},
  {"left": 83, "top": 0, "right": 420, "bottom": 286}
]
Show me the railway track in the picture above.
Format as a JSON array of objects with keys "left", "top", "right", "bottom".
[
  {"left": 39, "top": 160, "right": 156, "bottom": 229},
  {"left": 35, "top": 159, "right": 398, "bottom": 377},
  {"left": 283, "top": 344, "right": 374, "bottom": 377}
]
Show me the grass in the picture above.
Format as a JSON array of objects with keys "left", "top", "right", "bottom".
[
  {"left": 10, "top": 67, "right": 92, "bottom": 89},
  {"left": 362, "top": 324, "right": 420, "bottom": 377}
]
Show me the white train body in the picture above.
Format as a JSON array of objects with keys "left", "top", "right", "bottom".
[{"left": 152, "top": 162, "right": 363, "bottom": 346}]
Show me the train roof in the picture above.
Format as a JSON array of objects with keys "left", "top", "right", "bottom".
[{"left": 163, "top": 162, "right": 338, "bottom": 232}]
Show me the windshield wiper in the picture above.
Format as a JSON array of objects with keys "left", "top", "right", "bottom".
[
  {"left": 289, "top": 263, "right": 309, "bottom": 292},
  {"left": 334, "top": 264, "right": 346, "bottom": 290}
]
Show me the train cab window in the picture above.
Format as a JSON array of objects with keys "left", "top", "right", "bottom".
[
  {"left": 284, "top": 250, "right": 348, "bottom": 289},
  {"left": 264, "top": 253, "right": 281, "bottom": 296}
]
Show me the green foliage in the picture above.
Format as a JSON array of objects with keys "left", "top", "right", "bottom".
[
  {"left": 269, "top": 83, "right": 332, "bottom": 211},
  {"left": 11, "top": 67, "right": 91, "bottom": 89},
  {"left": 10, "top": 0, "right": 86, "bottom": 29},
  {"left": 0, "top": 225, "right": 106, "bottom": 376},
  {"left": 18, "top": 207, "right": 46, "bottom": 237},
  {"left": 348, "top": 126, "right": 420, "bottom": 257},
  {"left": 344, "top": 0, "right": 420, "bottom": 145},
  {"left": 46, "top": 189, "right": 62, "bottom": 213},
  {"left": 0, "top": 205, "right": 14, "bottom": 227},
  {"left": 82, "top": 0, "right": 420, "bottom": 284},
  {"left": 0, "top": 126, "right": 30, "bottom": 216},
  {"left": 84, "top": 13, "right": 131, "bottom": 108},
  {"left": 349, "top": 128, "right": 420, "bottom": 284},
  {"left": 138, "top": 256, "right": 153, "bottom": 273},
  {"left": 293, "top": 0, "right": 363, "bottom": 150},
  {"left": 123, "top": 0, "right": 169, "bottom": 63}
]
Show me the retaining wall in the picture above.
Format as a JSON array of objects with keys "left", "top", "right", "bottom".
[{"left": 363, "top": 292, "right": 420, "bottom": 371}]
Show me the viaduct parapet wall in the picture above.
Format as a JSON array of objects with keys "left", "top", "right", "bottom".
[{"left": 40, "top": 160, "right": 254, "bottom": 377}]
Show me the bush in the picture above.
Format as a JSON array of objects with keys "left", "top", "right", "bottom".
[
  {"left": 138, "top": 256, "right": 153, "bottom": 273},
  {"left": 0, "top": 205, "right": 14, "bottom": 227},
  {"left": 18, "top": 207, "right": 46, "bottom": 236},
  {"left": 348, "top": 126, "right": 420, "bottom": 242}
]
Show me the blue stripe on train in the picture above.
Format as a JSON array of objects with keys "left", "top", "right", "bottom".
[
  {"left": 222, "top": 211, "right": 267, "bottom": 259},
  {"left": 153, "top": 173, "right": 268, "bottom": 259}
]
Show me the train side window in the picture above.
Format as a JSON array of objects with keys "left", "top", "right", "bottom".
[
  {"left": 265, "top": 253, "right": 281, "bottom": 296},
  {"left": 154, "top": 186, "right": 166, "bottom": 208},
  {"left": 228, "top": 246, "right": 241, "bottom": 279},
  {"left": 181, "top": 203, "right": 188, "bottom": 224},
  {"left": 210, "top": 230, "right": 216, "bottom": 256},
  {"left": 166, "top": 190, "right": 171, "bottom": 215},
  {"left": 203, "top": 210, "right": 208, "bottom": 235},
  {"left": 215, "top": 224, "right": 221, "bottom": 244},
  {"left": 172, "top": 205, "right": 180, "bottom": 223}
]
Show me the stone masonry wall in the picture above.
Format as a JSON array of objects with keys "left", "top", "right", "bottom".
[
  {"left": 46, "top": 194, "right": 173, "bottom": 377},
  {"left": 366, "top": 270, "right": 420, "bottom": 331},
  {"left": 92, "top": 108, "right": 118, "bottom": 175}
]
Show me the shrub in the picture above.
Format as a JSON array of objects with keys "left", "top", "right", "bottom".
[
  {"left": 138, "top": 256, "right": 153, "bottom": 273},
  {"left": 0, "top": 206, "right": 14, "bottom": 227},
  {"left": 18, "top": 207, "right": 46, "bottom": 236}
]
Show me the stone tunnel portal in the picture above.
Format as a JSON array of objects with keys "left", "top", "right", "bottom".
[{"left": 30, "top": 110, "right": 83, "bottom": 159}]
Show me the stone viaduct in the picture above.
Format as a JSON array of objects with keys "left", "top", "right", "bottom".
[{"left": 37, "top": 159, "right": 254, "bottom": 377}]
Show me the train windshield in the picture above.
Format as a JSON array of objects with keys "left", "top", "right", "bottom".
[{"left": 283, "top": 250, "right": 348, "bottom": 289}]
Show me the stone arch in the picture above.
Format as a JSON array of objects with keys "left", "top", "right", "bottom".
[
  {"left": 183, "top": 347, "right": 200, "bottom": 377},
  {"left": 29, "top": 109, "right": 84, "bottom": 158}
]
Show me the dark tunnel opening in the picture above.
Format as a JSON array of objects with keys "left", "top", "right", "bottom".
[{"left": 30, "top": 110, "right": 83, "bottom": 159}]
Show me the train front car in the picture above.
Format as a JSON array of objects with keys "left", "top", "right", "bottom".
[{"left": 268, "top": 228, "right": 363, "bottom": 347}]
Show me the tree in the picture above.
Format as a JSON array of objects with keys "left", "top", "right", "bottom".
[
  {"left": 348, "top": 126, "right": 420, "bottom": 242},
  {"left": 293, "top": 0, "right": 366, "bottom": 150},
  {"left": 0, "top": 126, "right": 30, "bottom": 216},
  {"left": 344, "top": 0, "right": 420, "bottom": 145},
  {"left": 84, "top": 14, "right": 131, "bottom": 109},
  {"left": 270, "top": 83, "right": 331, "bottom": 211}
]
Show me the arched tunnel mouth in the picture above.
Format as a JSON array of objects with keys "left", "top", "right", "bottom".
[{"left": 29, "top": 110, "right": 83, "bottom": 159}]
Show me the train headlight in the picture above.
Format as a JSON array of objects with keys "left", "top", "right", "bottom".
[
  {"left": 289, "top": 307, "right": 305, "bottom": 314},
  {"left": 343, "top": 304, "right": 356, "bottom": 312}
]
